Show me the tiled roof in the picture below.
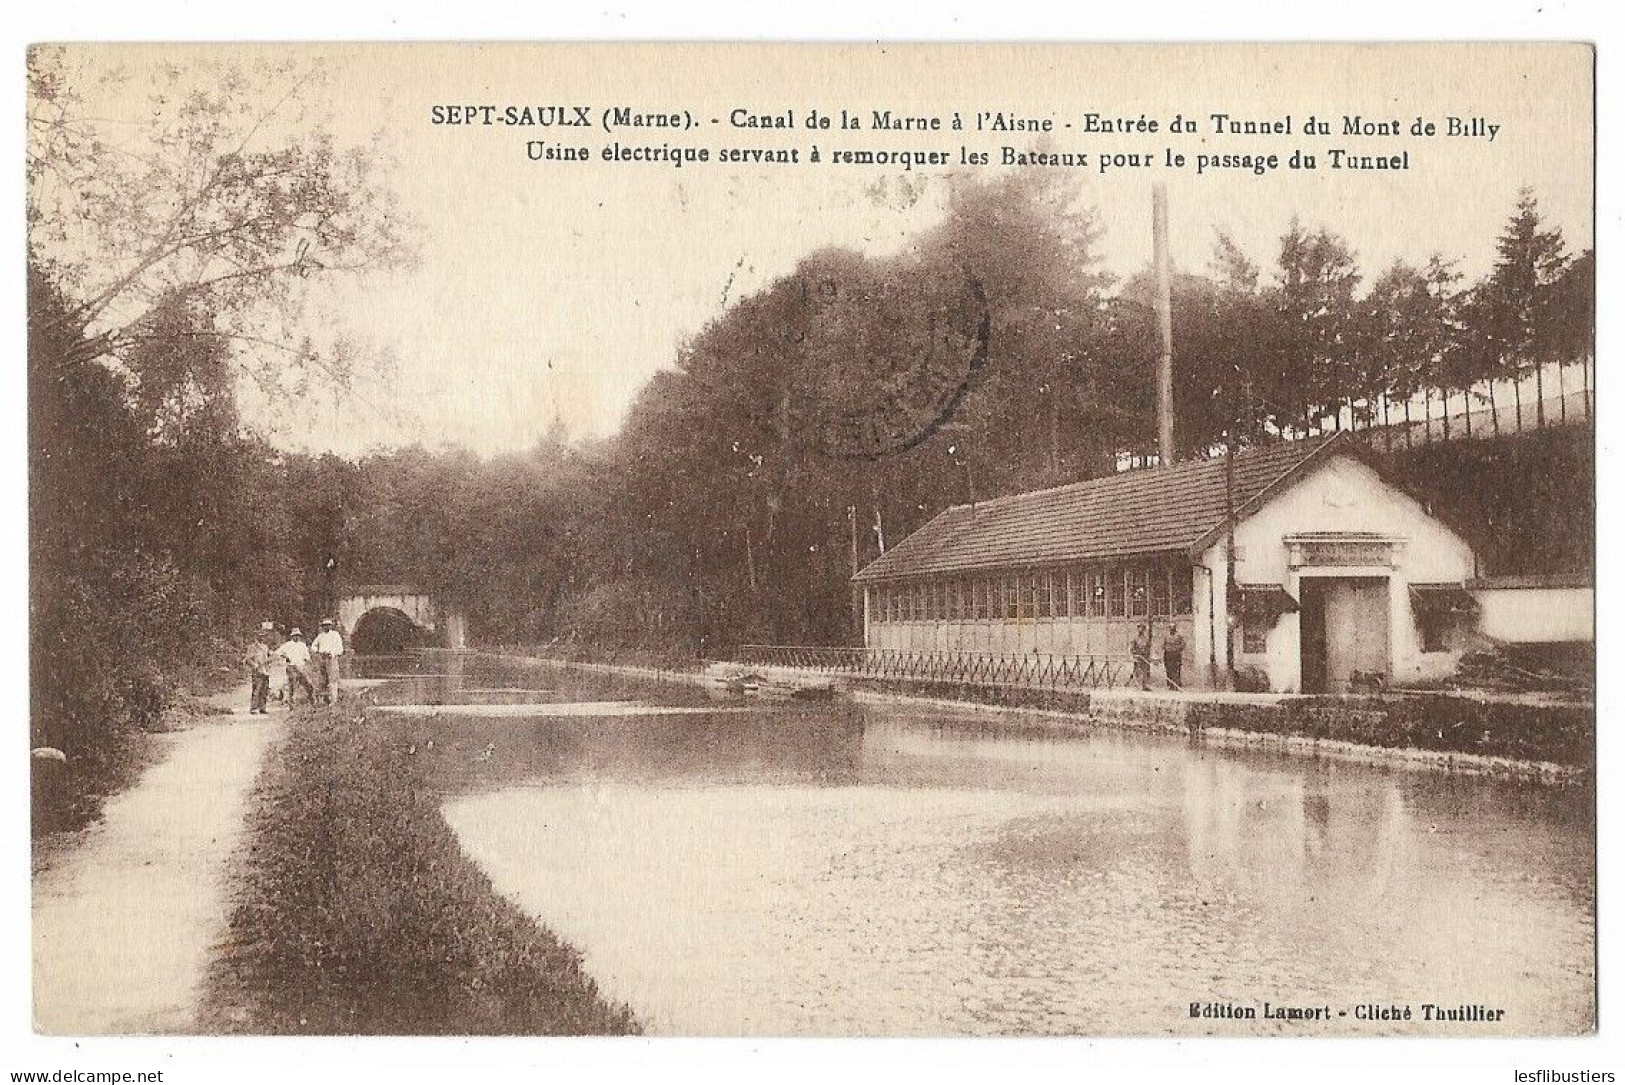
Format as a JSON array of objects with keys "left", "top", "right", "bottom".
[{"left": 853, "top": 434, "right": 1348, "bottom": 582}]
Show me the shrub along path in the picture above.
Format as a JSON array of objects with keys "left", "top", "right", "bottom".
[{"left": 32, "top": 695, "right": 278, "bottom": 1033}]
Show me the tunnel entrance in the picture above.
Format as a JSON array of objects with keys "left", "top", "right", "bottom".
[{"left": 351, "top": 606, "right": 434, "bottom": 653}]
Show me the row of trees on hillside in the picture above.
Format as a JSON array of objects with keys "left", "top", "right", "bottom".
[{"left": 1111, "top": 190, "right": 1593, "bottom": 456}]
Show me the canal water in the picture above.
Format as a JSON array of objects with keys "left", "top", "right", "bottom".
[{"left": 358, "top": 653, "right": 1594, "bottom": 1037}]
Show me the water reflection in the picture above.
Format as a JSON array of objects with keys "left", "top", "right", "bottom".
[{"left": 364, "top": 653, "right": 1594, "bottom": 1036}]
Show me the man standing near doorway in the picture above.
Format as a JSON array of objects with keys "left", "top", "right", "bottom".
[
  {"left": 1163, "top": 623, "right": 1186, "bottom": 690},
  {"left": 1131, "top": 622, "right": 1153, "bottom": 692},
  {"left": 312, "top": 618, "right": 346, "bottom": 704}
]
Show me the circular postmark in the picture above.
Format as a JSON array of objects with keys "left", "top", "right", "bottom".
[{"left": 795, "top": 263, "right": 990, "bottom": 460}]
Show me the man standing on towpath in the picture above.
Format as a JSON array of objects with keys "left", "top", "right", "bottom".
[
  {"left": 312, "top": 618, "right": 346, "bottom": 705},
  {"left": 279, "top": 627, "right": 315, "bottom": 707},
  {"left": 242, "top": 622, "right": 276, "bottom": 714}
]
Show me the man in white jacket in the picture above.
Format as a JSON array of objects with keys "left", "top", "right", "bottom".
[
  {"left": 311, "top": 618, "right": 346, "bottom": 705},
  {"left": 278, "top": 628, "right": 315, "bottom": 707}
]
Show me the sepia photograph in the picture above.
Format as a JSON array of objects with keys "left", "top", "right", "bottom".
[{"left": 21, "top": 37, "right": 1598, "bottom": 1052}]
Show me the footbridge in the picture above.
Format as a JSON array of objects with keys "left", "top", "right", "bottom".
[{"left": 336, "top": 584, "right": 468, "bottom": 651}]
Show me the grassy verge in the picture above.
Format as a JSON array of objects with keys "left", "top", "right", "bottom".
[{"left": 200, "top": 703, "right": 639, "bottom": 1035}]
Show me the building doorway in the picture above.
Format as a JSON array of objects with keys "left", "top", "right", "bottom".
[{"left": 1299, "top": 576, "right": 1390, "bottom": 693}]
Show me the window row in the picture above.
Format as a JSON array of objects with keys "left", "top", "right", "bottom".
[{"left": 872, "top": 565, "right": 1193, "bottom": 623}]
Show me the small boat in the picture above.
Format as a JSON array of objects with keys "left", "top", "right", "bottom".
[{"left": 703, "top": 663, "right": 840, "bottom": 702}]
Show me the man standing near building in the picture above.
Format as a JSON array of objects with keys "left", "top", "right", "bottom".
[
  {"left": 1163, "top": 623, "right": 1186, "bottom": 690},
  {"left": 279, "top": 627, "right": 315, "bottom": 707},
  {"left": 243, "top": 622, "right": 275, "bottom": 714},
  {"left": 1131, "top": 622, "right": 1153, "bottom": 691},
  {"left": 312, "top": 618, "right": 346, "bottom": 704}
]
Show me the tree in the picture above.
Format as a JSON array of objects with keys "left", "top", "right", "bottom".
[
  {"left": 1367, "top": 257, "right": 1462, "bottom": 446},
  {"left": 1544, "top": 248, "right": 1595, "bottom": 422},
  {"left": 1271, "top": 220, "right": 1363, "bottom": 435},
  {"left": 918, "top": 171, "right": 1114, "bottom": 487},
  {"left": 27, "top": 45, "right": 412, "bottom": 399},
  {"left": 1463, "top": 189, "right": 1571, "bottom": 430},
  {"left": 29, "top": 263, "right": 201, "bottom": 828}
]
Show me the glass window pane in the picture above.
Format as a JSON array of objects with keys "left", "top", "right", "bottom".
[
  {"left": 1106, "top": 567, "right": 1123, "bottom": 617},
  {"left": 1150, "top": 567, "right": 1170, "bottom": 617},
  {"left": 1129, "top": 567, "right": 1149, "bottom": 618},
  {"left": 1037, "top": 573, "right": 1052, "bottom": 619}
]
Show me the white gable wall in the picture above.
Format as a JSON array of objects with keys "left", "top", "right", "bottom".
[{"left": 1198, "top": 453, "right": 1479, "bottom": 692}]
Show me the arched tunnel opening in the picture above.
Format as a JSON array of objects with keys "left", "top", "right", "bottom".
[{"left": 351, "top": 607, "right": 435, "bottom": 654}]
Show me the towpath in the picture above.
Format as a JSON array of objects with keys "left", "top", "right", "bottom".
[{"left": 32, "top": 694, "right": 280, "bottom": 1034}]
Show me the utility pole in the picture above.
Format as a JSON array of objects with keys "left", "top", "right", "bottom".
[
  {"left": 1223, "top": 425, "right": 1238, "bottom": 690},
  {"left": 848, "top": 504, "right": 862, "bottom": 635},
  {"left": 941, "top": 421, "right": 977, "bottom": 508},
  {"left": 1153, "top": 183, "right": 1176, "bottom": 467}
]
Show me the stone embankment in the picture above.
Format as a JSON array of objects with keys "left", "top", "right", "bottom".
[{"left": 502, "top": 654, "right": 1591, "bottom": 784}]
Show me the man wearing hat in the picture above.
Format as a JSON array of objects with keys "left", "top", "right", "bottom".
[
  {"left": 311, "top": 618, "right": 347, "bottom": 704},
  {"left": 278, "top": 627, "right": 315, "bottom": 707},
  {"left": 242, "top": 622, "right": 276, "bottom": 714}
]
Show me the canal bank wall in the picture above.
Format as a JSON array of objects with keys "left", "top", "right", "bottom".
[{"left": 493, "top": 653, "right": 1592, "bottom": 786}]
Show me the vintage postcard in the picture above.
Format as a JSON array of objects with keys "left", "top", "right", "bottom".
[{"left": 26, "top": 42, "right": 1595, "bottom": 1041}]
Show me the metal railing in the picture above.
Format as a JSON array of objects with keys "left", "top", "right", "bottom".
[{"left": 736, "top": 644, "right": 1138, "bottom": 690}]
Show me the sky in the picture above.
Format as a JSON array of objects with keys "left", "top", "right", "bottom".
[{"left": 44, "top": 43, "right": 1594, "bottom": 457}]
